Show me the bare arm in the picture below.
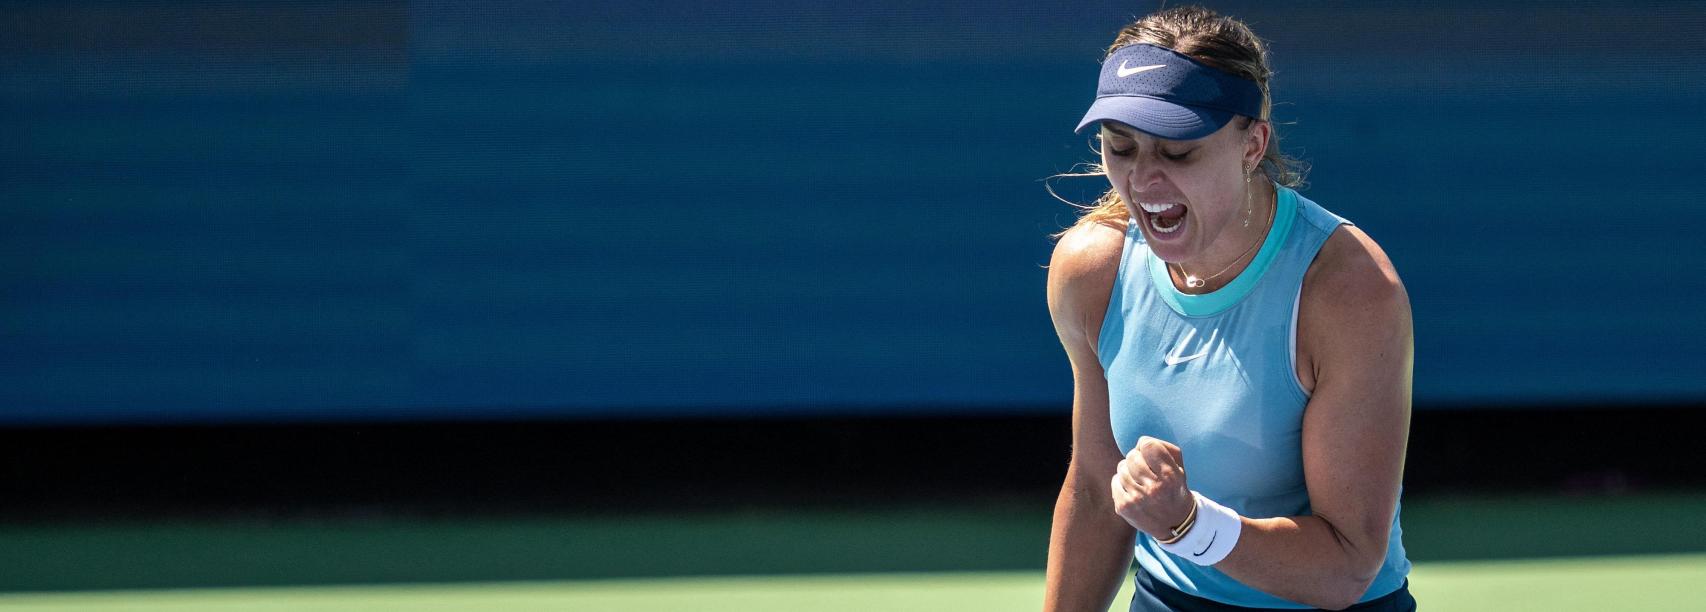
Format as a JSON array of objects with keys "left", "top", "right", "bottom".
[
  {"left": 1042, "top": 222, "right": 1136, "bottom": 612},
  {"left": 1210, "top": 226, "right": 1414, "bottom": 609}
]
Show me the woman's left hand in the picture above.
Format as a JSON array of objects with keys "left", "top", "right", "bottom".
[{"left": 1110, "top": 436, "right": 1197, "bottom": 538}]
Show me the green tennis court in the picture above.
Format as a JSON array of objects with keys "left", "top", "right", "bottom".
[
  {"left": 3, "top": 494, "right": 1703, "bottom": 611},
  {"left": 1, "top": 554, "right": 1702, "bottom": 611}
]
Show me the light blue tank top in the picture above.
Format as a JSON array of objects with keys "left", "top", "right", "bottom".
[{"left": 1097, "top": 184, "right": 1411, "bottom": 608}]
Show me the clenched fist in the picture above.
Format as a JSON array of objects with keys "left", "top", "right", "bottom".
[{"left": 1110, "top": 436, "right": 1197, "bottom": 539}]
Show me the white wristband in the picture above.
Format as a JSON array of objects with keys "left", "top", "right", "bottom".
[{"left": 1157, "top": 491, "right": 1242, "bottom": 566}]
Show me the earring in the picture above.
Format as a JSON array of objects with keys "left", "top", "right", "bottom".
[{"left": 1243, "top": 164, "right": 1253, "bottom": 228}]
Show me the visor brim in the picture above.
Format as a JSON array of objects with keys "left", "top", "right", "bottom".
[{"left": 1075, "top": 96, "right": 1235, "bottom": 140}]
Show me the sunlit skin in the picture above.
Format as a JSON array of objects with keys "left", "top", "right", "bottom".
[{"left": 1099, "top": 119, "right": 1276, "bottom": 294}]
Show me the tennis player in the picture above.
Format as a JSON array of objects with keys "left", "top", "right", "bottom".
[{"left": 1042, "top": 6, "right": 1415, "bottom": 611}]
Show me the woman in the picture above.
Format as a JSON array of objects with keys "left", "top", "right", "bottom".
[{"left": 1042, "top": 6, "right": 1415, "bottom": 611}]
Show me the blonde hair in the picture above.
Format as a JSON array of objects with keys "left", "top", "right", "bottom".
[{"left": 1052, "top": 5, "right": 1308, "bottom": 236}]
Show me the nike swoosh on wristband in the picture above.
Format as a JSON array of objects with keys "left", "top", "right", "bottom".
[
  {"left": 1118, "top": 61, "right": 1166, "bottom": 77},
  {"left": 1192, "top": 531, "right": 1218, "bottom": 557}
]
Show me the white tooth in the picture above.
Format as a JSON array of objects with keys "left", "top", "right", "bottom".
[
  {"left": 1139, "top": 202, "right": 1178, "bottom": 214},
  {"left": 1149, "top": 213, "right": 1182, "bottom": 233}
]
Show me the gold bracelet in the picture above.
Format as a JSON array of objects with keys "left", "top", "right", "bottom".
[{"left": 1156, "top": 495, "right": 1199, "bottom": 545}]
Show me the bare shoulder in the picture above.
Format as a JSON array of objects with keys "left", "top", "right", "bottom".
[
  {"left": 1302, "top": 225, "right": 1409, "bottom": 322},
  {"left": 1050, "top": 220, "right": 1125, "bottom": 284},
  {"left": 1297, "top": 225, "right": 1412, "bottom": 387},
  {"left": 1046, "top": 219, "right": 1127, "bottom": 352}
]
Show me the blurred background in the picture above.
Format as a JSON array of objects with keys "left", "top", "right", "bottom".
[{"left": 2, "top": 0, "right": 1704, "bottom": 610}]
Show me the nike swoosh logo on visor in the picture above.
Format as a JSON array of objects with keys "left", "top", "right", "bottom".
[{"left": 1117, "top": 61, "right": 1166, "bottom": 77}]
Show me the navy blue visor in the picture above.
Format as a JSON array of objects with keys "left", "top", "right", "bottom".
[{"left": 1075, "top": 43, "right": 1263, "bottom": 140}]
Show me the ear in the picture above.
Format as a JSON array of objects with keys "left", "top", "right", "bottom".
[{"left": 1243, "top": 119, "right": 1271, "bottom": 170}]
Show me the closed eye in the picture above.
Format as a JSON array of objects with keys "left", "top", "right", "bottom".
[{"left": 1107, "top": 147, "right": 1191, "bottom": 161}]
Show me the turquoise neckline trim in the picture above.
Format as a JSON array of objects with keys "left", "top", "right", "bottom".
[{"left": 1145, "top": 183, "right": 1298, "bottom": 317}]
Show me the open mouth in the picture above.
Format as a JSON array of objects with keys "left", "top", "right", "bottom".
[{"left": 1139, "top": 201, "right": 1188, "bottom": 236}]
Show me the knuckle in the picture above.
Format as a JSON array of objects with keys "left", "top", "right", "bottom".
[{"left": 1143, "top": 444, "right": 1169, "bottom": 461}]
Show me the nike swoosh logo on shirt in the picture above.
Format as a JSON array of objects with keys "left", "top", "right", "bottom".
[
  {"left": 1118, "top": 61, "right": 1166, "bottom": 77},
  {"left": 1163, "top": 327, "right": 1214, "bottom": 366},
  {"left": 1163, "top": 350, "right": 1208, "bottom": 366}
]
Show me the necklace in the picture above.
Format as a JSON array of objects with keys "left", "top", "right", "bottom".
[{"left": 1172, "top": 185, "right": 1276, "bottom": 290}]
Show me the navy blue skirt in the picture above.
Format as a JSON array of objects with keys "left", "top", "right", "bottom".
[{"left": 1130, "top": 567, "right": 1416, "bottom": 611}]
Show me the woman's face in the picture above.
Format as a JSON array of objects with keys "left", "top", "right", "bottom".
[{"left": 1100, "top": 119, "right": 1268, "bottom": 264}]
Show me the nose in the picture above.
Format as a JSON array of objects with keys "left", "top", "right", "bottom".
[{"left": 1126, "top": 160, "right": 1167, "bottom": 197}]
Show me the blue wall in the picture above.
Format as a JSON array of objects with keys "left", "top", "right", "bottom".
[{"left": 4, "top": 1, "right": 1703, "bottom": 424}]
